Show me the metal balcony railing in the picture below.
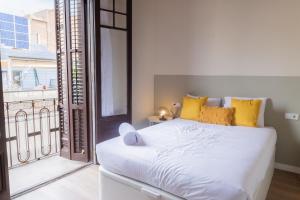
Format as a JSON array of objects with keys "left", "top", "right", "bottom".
[{"left": 4, "top": 98, "right": 60, "bottom": 169}]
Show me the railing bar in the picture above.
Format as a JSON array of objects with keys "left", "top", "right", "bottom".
[
  {"left": 3, "top": 89, "right": 57, "bottom": 94},
  {"left": 39, "top": 107, "right": 51, "bottom": 156},
  {"left": 53, "top": 99, "right": 58, "bottom": 153},
  {"left": 5, "top": 98, "right": 60, "bottom": 168},
  {"left": 32, "top": 100, "right": 37, "bottom": 160},
  {"left": 6, "top": 102, "right": 13, "bottom": 167},
  {"left": 6, "top": 128, "right": 59, "bottom": 142},
  {"left": 15, "top": 110, "right": 31, "bottom": 163},
  {"left": 4, "top": 97, "right": 58, "bottom": 104}
]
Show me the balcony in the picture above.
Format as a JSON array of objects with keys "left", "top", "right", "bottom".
[
  {"left": 5, "top": 98, "right": 59, "bottom": 169},
  {"left": 4, "top": 96, "right": 87, "bottom": 196}
]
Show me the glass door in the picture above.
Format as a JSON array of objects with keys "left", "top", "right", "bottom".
[{"left": 95, "top": 0, "right": 132, "bottom": 143}]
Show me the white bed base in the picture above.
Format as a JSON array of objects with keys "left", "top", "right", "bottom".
[{"left": 99, "top": 154, "right": 274, "bottom": 200}]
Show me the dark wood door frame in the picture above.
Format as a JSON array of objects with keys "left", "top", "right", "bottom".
[
  {"left": 94, "top": 0, "right": 132, "bottom": 144},
  {"left": 0, "top": 51, "right": 10, "bottom": 200}
]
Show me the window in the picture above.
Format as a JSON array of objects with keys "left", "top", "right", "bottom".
[
  {"left": 96, "top": 0, "right": 132, "bottom": 144},
  {"left": 12, "top": 70, "right": 22, "bottom": 88},
  {"left": 36, "top": 68, "right": 57, "bottom": 88},
  {"left": 1, "top": 71, "right": 8, "bottom": 90},
  {"left": 49, "top": 79, "right": 57, "bottom": 89},
  {"left": 21, "top": 68, "right": 38, "bottom": 89},
  {"left": 100, "top": 0, "right": 129, "bottom": 117}
]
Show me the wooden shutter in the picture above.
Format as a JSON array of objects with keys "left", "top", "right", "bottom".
[{"left": 55, "top": 0, "right": 89, "bottom": 162}]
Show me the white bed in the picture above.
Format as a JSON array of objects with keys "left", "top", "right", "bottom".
[{"left": 96, "top": 119, "right": 277, "bottom": 200}]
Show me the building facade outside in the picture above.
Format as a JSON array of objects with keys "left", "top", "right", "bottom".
[
  {"left": 0, "top": 9, "right": 60, "bottom": 170},
  {"left": 0, "top": 10, "right": 57, "bottom": 101}
]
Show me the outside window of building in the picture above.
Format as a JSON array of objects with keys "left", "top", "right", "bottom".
[
  {"left": 12, "top": 70, "right": 22, "bottom": 88},
  {"left": 1, "top": 70, "right": 8, "bottom": 89}
]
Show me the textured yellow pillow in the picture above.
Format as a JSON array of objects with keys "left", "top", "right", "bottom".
[
  {"left": 199, "top": 106, "right": 234, "bottom": 126},
  {"left": 180, "top": 96, "right": 208, "bottom": 121},
  {"left": 231, "top": 99, "right": 262, "bottom": 127}
]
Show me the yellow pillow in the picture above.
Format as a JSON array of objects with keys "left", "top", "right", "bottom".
[
  {"left": 231, "top": 99, "right": 262, "bottom": 127},
  {"left": 199, "top": 106, "right": 234, "bottom": 126},
  {"left": 180, "top": 96, "right": 208, "bottom": 120}
]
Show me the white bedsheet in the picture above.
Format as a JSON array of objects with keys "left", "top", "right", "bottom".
[{"left": 96, "top": 119, "right": 277, "bottom": 200}]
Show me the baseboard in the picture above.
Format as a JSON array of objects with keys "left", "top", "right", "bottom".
[{"left": 275, "top": 162, "right": 300, "bottom": 174}]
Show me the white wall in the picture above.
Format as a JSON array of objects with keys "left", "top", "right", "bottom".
[{"left": 132, "top": 0, "right": 300, "bottom": 127}]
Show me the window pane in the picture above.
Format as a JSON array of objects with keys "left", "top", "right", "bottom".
[
  {"left": 100, "top": 11, "right": 113, "bottom": 26},
  {"left": 100, "top": 0, "right": 113, "bottom": 10},
  {"left": 115, "top": 0, "right": 127, "bottom": 13},
  {"left": 22, "top": 68, "right": 38, "bottom": 89},
  {"left": 12, "top": 71, "right": 22, "bottom": 88},
  {"left": 1, "top": 71, "right": 8, "bottom": 90},
  {"left": 36, "top": 69, "right": 57, "bottom": 89},
  {"left": 101, "top": 28, "right": 127, "bottom": 117},
  {"left": 115, "top": 14, "right": 126, "bottom": 29}
]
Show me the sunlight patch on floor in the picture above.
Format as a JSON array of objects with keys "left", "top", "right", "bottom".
[
  {"left": 9, "top": 156, "right": 87, "bottom": 195},
  {"left": 14, "top": 165, "right": 99, "bottom": 200}
]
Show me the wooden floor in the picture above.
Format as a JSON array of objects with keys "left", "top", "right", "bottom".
[
  {"left": 15, "top": 166, "right": 300, "bottom": 200},
  {"left": 267, "top": 170, "right": 300, "bottom": 200}
]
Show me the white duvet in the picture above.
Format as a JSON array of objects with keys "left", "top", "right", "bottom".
[{"left": 96, "top": 119, "right": 277, "bottom": 200}]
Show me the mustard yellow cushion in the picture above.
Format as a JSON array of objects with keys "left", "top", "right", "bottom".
[
  {"left": 199, "top": 106, "right": 234, "bottom": 126},
  {"left": 180, "top": 96, "right": 208, "bottom": 121},
  {"left": 231, "top": 99, "right": 262, "bottom": 127}
]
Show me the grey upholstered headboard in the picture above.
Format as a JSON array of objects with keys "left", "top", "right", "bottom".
[{"left": 154, "top": 75, "right": 300, "bottom": 168}]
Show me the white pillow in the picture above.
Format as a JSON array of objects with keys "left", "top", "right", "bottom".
[
  {"left": 224, "top": 97, "right": 267, "bottom": 127},
  {"left": 187, "top": 94, "right": 221, "bottom": 107}
]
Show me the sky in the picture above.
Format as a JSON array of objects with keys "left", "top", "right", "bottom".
[{"left": 0, "top": 0, "right": 54, "bottom": 16}]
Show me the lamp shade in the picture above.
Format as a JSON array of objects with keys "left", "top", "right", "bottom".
[{"left": 158, "top": 106, "right": 169, "bottom": 120}]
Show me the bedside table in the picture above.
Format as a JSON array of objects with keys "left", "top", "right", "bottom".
[{"left": 147, "top": 116, "right": 173, "bottom": 126}]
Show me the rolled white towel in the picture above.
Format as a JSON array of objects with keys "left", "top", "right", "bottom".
[
  {"left": 119, "top": 122, "right": 136, "bottom": 135},
  {"left": 119, "top": 123, "right": 143, "bottom": 145}
]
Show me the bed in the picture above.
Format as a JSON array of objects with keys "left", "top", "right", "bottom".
[{"left": 96, "top": 119, "right": 277, "bottom": 200}]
